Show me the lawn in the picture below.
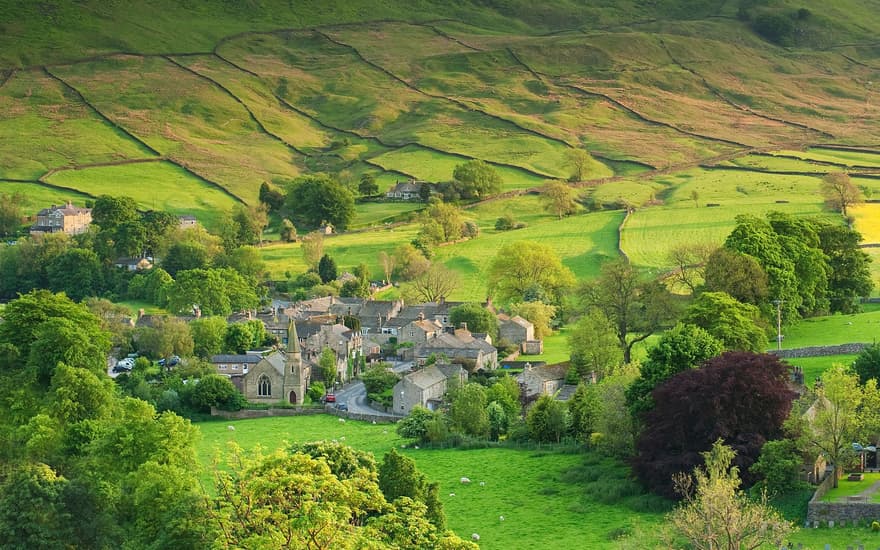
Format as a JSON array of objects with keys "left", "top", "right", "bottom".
[
  {"left": 0, "top": 180, "right": 93, "bottom": 217},
  {"left": 44, "top": 160, "right": 241, "bottom": 229},
  {"left": 195, "top": 414, "right": 667, "bottom": 549},
  {"left": 780, "top": 308, "right": 880, "bottom": 349},
  {"left": 820, "top": 473, "right": 880, "bottom": 502},
  {"left": 784, "top": 355, "right": 859, "bottom": 388}
]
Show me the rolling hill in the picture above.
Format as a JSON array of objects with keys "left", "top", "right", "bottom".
[{"left": 2, "top": 0, "right": 879, "bottom": 295}]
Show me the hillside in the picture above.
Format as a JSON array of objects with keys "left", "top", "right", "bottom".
[{"left": 2, "top": 0, "right": 880, "bottom": 295}]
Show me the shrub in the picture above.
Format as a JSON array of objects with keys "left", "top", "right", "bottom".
[
  {"left": 873, "top": 521, "right": 880, "bottom": 532},
  {"left": 307, "top": 381, "right": 326, "bottom": 402},
  {"left": 495, "top": 215, "right": 515, "bottom": 231},
  {"left": 188, "top": 374, "right": 244, "bottom": 412},
  {"left": 752, "top": 12, "right": 795, "bottom": 45}
]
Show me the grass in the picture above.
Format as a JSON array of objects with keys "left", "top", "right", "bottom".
[
  {"left": 784, "top": 355, "right": 858, "bottom": 388},
  {"left": 0, "top": 180, "right": 92, "bottom": 216},
  {"left": 0, "top": 69, "right": 155, "bottom": 180},
  {"left": 44, "top": 160, "right": 240, "bottom": 229},
  {"left": 820, "top": 473, "right": 880, "bottom": 502},
  {"left": 195, "top": 414, "right": 666, "bottom": 549},
  {"left": 780, "top": 308, "right": 880, "bottom": 349},
  {"left": 114, "top": 300, "right": 169, "bottom": 316}
]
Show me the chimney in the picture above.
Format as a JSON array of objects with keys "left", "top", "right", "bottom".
[{"left": 418, "top": 312, "right": 425, "bottom": 321}]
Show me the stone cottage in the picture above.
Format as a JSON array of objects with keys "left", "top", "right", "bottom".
[{"left": 392, "top": 363, "right": 468, "bottom": 415}]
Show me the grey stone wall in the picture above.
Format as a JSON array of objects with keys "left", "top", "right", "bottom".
[
  {"left": 210, "top": 406, "right": 324, "bottom": 419},
  {"left": 772, "top": 343, "right": 868, "bottom": 359},
  {"left": 807, "top": 501, "right": 880, "bottom": 525}
]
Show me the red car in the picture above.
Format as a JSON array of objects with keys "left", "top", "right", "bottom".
[{"left": 324, "top": 393, "right": 336, "bottom": 403}]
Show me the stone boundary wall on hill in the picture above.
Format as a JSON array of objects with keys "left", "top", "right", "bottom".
[{"left": 772, "top": 343, "right": 868, "bottom": 359}]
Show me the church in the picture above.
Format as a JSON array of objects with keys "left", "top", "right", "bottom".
[{"left": 241, "top": 320, "right": 310, "bottom": 404}]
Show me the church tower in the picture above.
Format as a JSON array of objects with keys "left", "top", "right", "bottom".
[{"left": 283, "top": 319, "right": 307, "bottom": 404}]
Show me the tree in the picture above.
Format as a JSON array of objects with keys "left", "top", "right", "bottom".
[
  {"left": 449, "top": 303, "right": 498, "bottom": 338},
  {"left": 279, "top": 218, "right": 297, "bottom": 242},
  {"left": 667, "top": 439, "right": 795, "bottom": 549},
  {"left": 165, "top": 268, "right": 259, "bottom": 316},
  {"left": 853, "top": 343, "right": 880, "bottom": 385},
  {"left": 393, "top": 243, "right": 430, "bottom": 281},
  {"left": 540, "top": 180, "right": 578, "bottom": 219},
  {"left": 702, "top": 248, "right": 769, "bottom": 306},
  {"left": 378, "top": 448, "right": 427, "bottom": 504},
  {"left": 317, "top": 253, "right": 338, "bottom": 283},
  {"left": 576, "top": 258, "right": 677, "bottom": 364},
  {"left": 84, "top": 297, "right": 134, "bottom": 351},
  {"left": 319, "top": 347, "right": 337, "bottom": 387},
  {"left": 683, "top": 292, "right": 768, "bottom": 352},
  {"left": 358, "top": 173, "right": 379, "bottom": 196},
  {"left": 749, "top": 439, "right": 804, "bottom": 496},
  {"left": 0, "top": 192, "right": 24, "bottom": 236},
  {"left": 667, "top": 243, "right": 714, "bottom": 294},
  {"left": 568, "top": 383, "right": 601, "bottom": 442},
  {"left": 593, "top": 365, "right": 640, "bottom": 457},
  {"left": 161, "top": 241, "right": 211, "bottom": 277},
  {"left": 821, "top": 171, "right": 863, "bottom": 218},
  {"left": 46, "top": 248, "right": 103, "bottom": 301},
  {"left": 135, "top": 315, "right": 193, "bottom": 364},
  {"left": 450, "top": 160, "right": 502, "bottom": 200},
  {"left": 487, "top": 241, "right": 575, "bottom": 305},
  {"left": 419, "top": 202, "right": 464, "bottom": 245},
  {"left": 91, "top": 195, "right": 139, "bottom": 230},
  {"left": 804, "top": 364, "right": 863, "bottom": 488},
  {"left": 142, "top": 210, "right": 179, "bottom": 257},
  {"left": 217, "top": 245, "right": 266, "bottom": 281},
  {"left": 220, "top": 204, "right": 268, "bottom": 250},
  {"left": 378, "top": 251, "right": 396, "bottom": 283},
  {"left": 397, "top": 406, "right": 444, "bottom": 444},
  {"left": 361, "top": 363, "right": 400, "bottom": 397},
  {"left": 633, "top": 352, "right": 796, "bottom": 498},
  {"left": 449, "top": 383, "right": 489, "bottom": 437},
  {"left": 301, "top": 230, "right": 324, "bottom": 270},
  {"left": 526, "top": 394, "right": 567, "bottom": 443},
  {"left": 283, "top": 173, "right": 355, "bottom": 230},
  {"left": 224, "top": 321, "right": 265, "bottom": 354},
  {"left": 567, "top": 309, "right": 623, "bottom": 380},
  {"left": 258, "top": 181, "right": 285, "bottom": 212},
  {"left": 626, "top": 323, "right": 723, "bottom": 418},
  {"left": 404, "top": 263, "right": 460, "bottom": 303},
  {"left": 817, "top": 222, "right": 873, "bottom": 313},
  {"left": 566, "top": 149, "right": 591, "bottom": 182},
  {"left": 189, "top": 374, "right": 242, "bottom": 412}
]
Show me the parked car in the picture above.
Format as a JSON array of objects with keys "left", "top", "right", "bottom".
[
  {"left": 324, "top": 393, "right": 336, "bottom": 403},
  {"left": 158, "top": 355, "right": 180, "bottom": 367},
  {"left": 113, "top": 358, "right": 134, "bottom": 373},
  {"left": 336, "top": 402, "right": 348, "bottom": 411}
]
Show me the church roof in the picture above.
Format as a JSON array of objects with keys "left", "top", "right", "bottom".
[{"left": 287, "top": 319, "right": 301, "bottom": 354}]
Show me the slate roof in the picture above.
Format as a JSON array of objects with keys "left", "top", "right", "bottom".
[{"left": 210, "top": 354, "right": 262, "bottom": 364}]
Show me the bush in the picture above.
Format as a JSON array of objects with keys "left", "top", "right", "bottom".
[
  {"left": 188, "top": 374, "right": 244, "bottom": 412},
  {"left": 495, "top": 215, "right": 515, "bottom": 231},
  {"left": 307, "top": 381, "right": 326, "bottom": 402},
  {"left": 752, "top": 12, "right": 795, "bottom": 45},
  {"left": 873, "top": 521, "right": 880, "bottom": 532}
]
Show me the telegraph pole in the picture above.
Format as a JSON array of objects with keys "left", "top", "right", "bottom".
[{"left": 773, "top": 299, "right": 784, "bottom": 351}]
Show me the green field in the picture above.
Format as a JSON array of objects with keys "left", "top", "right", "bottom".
[
  {"left": 780, "top": 308, "right": 880, "bottom": 349},
  {"left": 44, "top": 160, "right": 241, "bottom": 229},
  {"left": 0, "top": 180, "right": 92, "bottom": 212},
  {"left": 196, "top": 414, "right": 666, "bottom": 549}
]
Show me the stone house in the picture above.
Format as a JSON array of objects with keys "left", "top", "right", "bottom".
[
  {"left": 518, "top": 362, "right": 569, "bottom": 399},
  {"left": 413, "top": 328, "right": 498, "bottom": 372},
  {"left": 498, "top": 314, "right": 535, "bottom": 345},
  {"left": 237, "top": 320, "right": 310, "bottom": 404},
  {"left": 211, "top": 353, "right": 262, "bottom": 376},
  {"left": 304, "top": 323, "right": 363, "bottom": 384},
  {"left": 30, "top": 201, "right": 92, "bottom": 235},
  {"left": 178, "top": 215, "right": 198, "bottom": 229},
  {"left": 392, "top": 362, "right": 467, "bottom": 415},
  {"left": 399, "top": 318, "right": 442, "bottom": 345},
  {"left": 385, "top": 180, "right": 428, "bottom": 201}
]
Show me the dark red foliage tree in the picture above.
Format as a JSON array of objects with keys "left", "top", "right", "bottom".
[{"left": 632, "top": 351, "right": 796, "bottom": 499}]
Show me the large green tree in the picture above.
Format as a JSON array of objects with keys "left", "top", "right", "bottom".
[
  {"left": 449, "top": 302, "right": 498, "bottom": 338},
  {"left": 487, "top": 241, "right": 575, "bottom": 305},
  {"left": 576, "top": 258, "right": 677, "bottom": 364},
  {"left": 817, "top": 222, "right": 873, "bottom": 313},
  {"left": 283, "top": 174, "right": 356, "bottom": 230},
  {"left": 683, "top": 292, "right": 769, "bottom": 352},
  {"left": 449, "top": 383, "right": 489, "bottom": 437},
  {"left": 0, "top": 192, "right": 24, "bottom": 237},
  {"left": 446, "top": 160, "right": 502, "bottom": 200},
  {"left": 567, "top": 309, "right": 623, "bottom": 380}
]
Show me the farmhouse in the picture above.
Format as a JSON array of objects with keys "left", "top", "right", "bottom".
[
  {"left": 30, "top": 201, "right": 92, "bottom": 235},
  {"left": 178, "top": 214, "right": 198, "bottom": 229},
  {"left": 392, "top": 362, "right": 468, "bottom": 415},
  {"left": 114, "top": 257, "right": 154, "bottom": 271},
  {"left": 385, "top": 180, "right": 428, "bottom": 200}
]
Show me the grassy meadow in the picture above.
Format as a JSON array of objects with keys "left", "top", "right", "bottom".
[{"left": 196, "top": 414, "right": 667, "bottom": 549}]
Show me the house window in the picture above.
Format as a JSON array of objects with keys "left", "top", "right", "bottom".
[
  {"left": 219, "top": 365, "right": 227, "bottom": 370},
  {"left": 258, "top": 375, "right": 271, "bottom": 397}
]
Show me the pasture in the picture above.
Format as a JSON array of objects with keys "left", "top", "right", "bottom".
[
  {"left": 196, "top": 414, "right": 667, "bottom": 549},
  {"left": 44, "top": 160, "right": 241, "bottom": 229}
]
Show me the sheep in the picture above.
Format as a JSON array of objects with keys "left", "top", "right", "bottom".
[
  {"left": 338, "top": 418, "right": 346, "bottom": 423},
  {"left": 479, "top": 481, "right": 486, "bottom": 487},
  {"left": 460, "top": 477, "right": 471, "bottom": 484},
  {"left": 227, "top": 425, "right": 235, "bottom": 431},
  {"left": 499, "top": 515, "right": 505, "bottom": 521},
  {"left": 414, "top": 445, "right": 419, "bottom": 450},
  {"left": 471, "top": 533, "right": 480, "bottom": 541},
  {"left": 449, "top": 493, "right": 455, "bottom": 497},
  {"left": 339, "top": 436, "right": 346, "bottom": 441}
]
